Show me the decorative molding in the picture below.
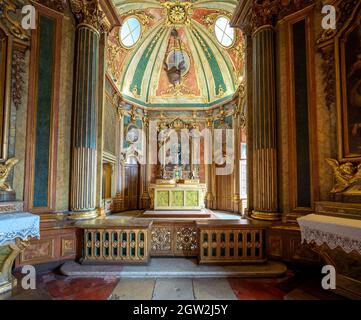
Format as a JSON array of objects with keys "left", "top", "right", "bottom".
[
  {"left": 278, "top": 0, "right": 315, "bottom": 20},
  {"left": 319, "top": 46, "right": 336, "bottom": 110},
  {"left": 32, "top": 0, "right": 68, "bottom": 13},
  {"left": 11, "top": 49, "right": 26, "bottom": 110}
]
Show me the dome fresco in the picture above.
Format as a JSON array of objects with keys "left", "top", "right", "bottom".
[{"left": 108, "top": 0, "right": 245, "bottom": 109}]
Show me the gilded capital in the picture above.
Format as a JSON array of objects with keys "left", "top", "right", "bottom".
[
  {"left": 251, "top": 0, "right": 280, "bottom": 33},
  {"left": 70, "top": 0, "right": 109, "bottom": 33}
]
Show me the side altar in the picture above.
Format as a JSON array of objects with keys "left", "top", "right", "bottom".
[{"left": 149, "top": 180, "right": 207, "bottom": 210}]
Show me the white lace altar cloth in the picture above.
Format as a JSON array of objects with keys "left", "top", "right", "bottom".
[
  {"left": 0, "top": 212, "right": 40, "bottom": 246},
  {"left": 297, "top": 214, "right": 361, "bottom": 254}
]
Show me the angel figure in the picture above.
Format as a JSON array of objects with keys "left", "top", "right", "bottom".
[
  {"left": 326, "top": 158, "right": 361, "bottom": 193},
  {"left": 0, "top": 158, "right": 19, "bottom": 192}
]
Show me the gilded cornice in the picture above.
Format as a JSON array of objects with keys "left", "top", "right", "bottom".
[
  {"left": 232, "top": 0, "right": 316, "bottom": 34},
  {"left": 32, "top": 0, "right": 67, "bottom": 12},
  {"left": 69, "top": 0, "right": 110, "bottom": 33}
]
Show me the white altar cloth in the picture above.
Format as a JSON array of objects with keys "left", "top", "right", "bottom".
[
  {"left": 0, "top": 212, "right": 40, "bottom": 246},
  {"left": 297, "top": 214, "right": 361, "bottom": 254}
]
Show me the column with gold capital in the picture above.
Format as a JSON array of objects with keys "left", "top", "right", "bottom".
[
  {"left": 69, "top": 0, "right": 106, "bottom": 220},
  {"left": 251, "top": 0, "right": 281, "bottom": 221}
]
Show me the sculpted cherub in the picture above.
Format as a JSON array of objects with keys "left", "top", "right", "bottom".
[
  {"left": 0, "top": 158, "right": 19, "bottom": 192},
  {"left": 326, "top": 158, "right": 361, "bottom": 193}
]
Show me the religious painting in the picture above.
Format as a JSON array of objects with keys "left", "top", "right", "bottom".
[{"left": 341, "top": 24, "right": 361, "bottom": 159}]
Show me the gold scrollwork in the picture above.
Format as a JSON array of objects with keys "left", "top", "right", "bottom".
[{"left": 0, "top": 0, "right": 30, "bottom": 41}]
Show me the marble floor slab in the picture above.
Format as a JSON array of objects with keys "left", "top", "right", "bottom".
[
  {"left": 193, "top": 278, "right": 237, "bottom": 300},
  {"left": 109, "top": 279, "right": 155, "bottom": 300},
  {"left": 152, "top": 278, "right": 194, "bottom": 300}
]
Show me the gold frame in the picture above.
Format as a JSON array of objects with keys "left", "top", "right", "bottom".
[
  {"left": 283, "top": 5, "right": 319, "bottom": 214},
  {"left": 337, "top": 10, "right": 361, "bottom": 161},
  {"left": 24, "top": 3, "right": 62, "bottom": 213},
  {"left": 0, "top": 25, "right": 12, "bottom": 162}
]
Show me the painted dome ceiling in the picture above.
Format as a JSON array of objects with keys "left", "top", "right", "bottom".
[{"left": 108, "top": 0, "right": 244, "bottom": 109}]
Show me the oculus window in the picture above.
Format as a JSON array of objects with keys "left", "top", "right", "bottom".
[
  {"left": 120, "top": 17, "right": 141, "bottom": 48},
  {"left": 215, "top": 17, "right": 235, "bottom": 48}
]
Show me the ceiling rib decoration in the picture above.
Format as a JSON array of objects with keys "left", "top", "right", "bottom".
[{"left": 109, "top": 0, "right": 244, "bottom": 110}]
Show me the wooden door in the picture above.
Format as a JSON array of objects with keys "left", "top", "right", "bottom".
[
  {"left": 124, "top": 164, "right": 140, "bottom": 210},
  {"left": 216, "top": 173, "right": 233, "bottom": 211},
  {"left": 102, "top": 163, "right": 112, "bottom": 200}
]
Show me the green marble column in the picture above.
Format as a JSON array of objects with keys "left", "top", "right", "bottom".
[
  {"left": 251, "top": 25, "right": 280, "bottom": 221},
  {"left": 69, "top": 1, "right": 105, "bottom": 220}
]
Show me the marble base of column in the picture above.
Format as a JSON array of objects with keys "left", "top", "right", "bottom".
[{"left": 251, "top": 210, "right": 280, "bottom": 221}]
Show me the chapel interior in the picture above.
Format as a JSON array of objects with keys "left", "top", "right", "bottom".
[{"left": 0, "top": 0, "right": 360, "bottom": 301}]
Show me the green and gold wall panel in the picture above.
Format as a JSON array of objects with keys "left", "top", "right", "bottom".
[
  {"left": 185, "top": 191, "right": 199, "bottom": 207},
  {"left": 156, "top": 191, "right": 170, "bottom": 207},
  {"left": 26, "top": 6, "right": 62, "bottom": 213},
  {"left": 171, "top": 191, "right": 184, "bottom": 207}
]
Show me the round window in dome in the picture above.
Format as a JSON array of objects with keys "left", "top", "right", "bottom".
[
  {"left": 120, "top": 17, "right": 141, "bottom": 48},
  {"left": 215, "top": 16, "right": 235, "bottom": 48}
]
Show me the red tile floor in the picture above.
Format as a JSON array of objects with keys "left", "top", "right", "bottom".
[{"left": 6, "top": 266, "right": 344, "bottom": 300}]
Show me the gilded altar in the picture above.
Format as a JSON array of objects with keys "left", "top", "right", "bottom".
[{"left": 149, "top": 180, "right": 207, "bottom": 210}]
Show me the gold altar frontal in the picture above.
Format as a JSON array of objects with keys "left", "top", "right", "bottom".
[{"left": 149, "top": 180, "right": 207, "bottom": 211}]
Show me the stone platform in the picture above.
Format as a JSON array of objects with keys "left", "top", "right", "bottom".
[
  {"left": 142, "top": 209, "right": 212, "bottom": 219},
  {"left": 61, "top": 258, "right": 287, "bottom": 278}
]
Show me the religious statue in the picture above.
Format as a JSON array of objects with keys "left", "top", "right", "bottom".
[{"left": 0, "top": 158, "right": 19, "bottom": 192}]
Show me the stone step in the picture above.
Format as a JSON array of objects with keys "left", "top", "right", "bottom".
[{"left": 61, "top": 258, "right": 287, "bottom": 278}]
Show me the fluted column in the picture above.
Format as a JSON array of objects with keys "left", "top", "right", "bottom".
[
  {"left": 251, "top": 1, "right": 280, "bottom": 221},
  {"left": 69, "top": 0, "right": 106, "bottom": 220},
  {"left": 205, "top": 115, "right": 214, "bottom": 208},
  {"left": 141, "top": 112, "right": 151, "bottom": 208},
  {"left": 232, "top": 111, "right": 241, "bottom": 213}
]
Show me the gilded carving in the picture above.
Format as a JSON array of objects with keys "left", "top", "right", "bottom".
[
  {"left": 151, "top": 227, "right": 172, "bottom": 251},
  {"left": 251, "top": 0, "right": 281, "bottom": 32},
  {"left": 0, "top": 158, "right": 19, "bottom": 191},
  {"left": 70, "top": 0, "right": 109, "bottom": 33},
  {"left": 161, "top": 1, "right": 193, "bottom": 26},
  {"left": 326, "top": 158, "right": 361, "bottom": 194},
  {"left": 176, "top": 227, "right": 197, "bottom": 252},
  {"left": 11, "top": 49, "right": 26, "bottom": 110},
  {"left": 0, "top": 0, "right": 30, "bottom": 41}
]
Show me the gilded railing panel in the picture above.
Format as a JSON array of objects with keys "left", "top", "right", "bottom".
[
  {"left": 82, "top": 227, "right": 150, "bottom": 264},
  {"left": 198, "top": 225, "right": 266, "bottom": 264}
]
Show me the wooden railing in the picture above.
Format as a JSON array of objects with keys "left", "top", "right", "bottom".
[
  {"left": 79, "top": 220, "right": 266, "bottom": 265},
  {"left": 197, "top": 221, "right": 266, "bottom": 264},
  {"left": 80, "top": 220, "right": 152, "bottom": 264}
]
